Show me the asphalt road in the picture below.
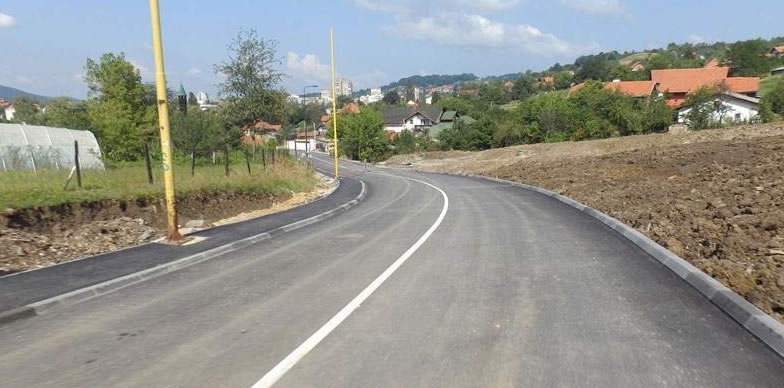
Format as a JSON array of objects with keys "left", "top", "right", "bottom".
[{"left": 0, "top": 155, "right": 782, "bottom": 388}]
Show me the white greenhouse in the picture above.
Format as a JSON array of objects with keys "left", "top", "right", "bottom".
[{"left": 0, "top": 123, "right": 104, "bottom": 171}]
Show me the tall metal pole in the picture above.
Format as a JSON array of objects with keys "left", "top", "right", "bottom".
[
  {"left": 330, "top": 28, "right": 339, "bottom": 179},
  {"left": 149, "top": 0, "right": 181, "bottom": 241}
]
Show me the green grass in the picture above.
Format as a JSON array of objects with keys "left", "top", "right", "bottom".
[{"left": 0, "top": 159, "right": 316, "bottom": 209}]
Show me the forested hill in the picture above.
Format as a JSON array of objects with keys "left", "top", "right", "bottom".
[
  {"left": 385, "top": 73, "right": 478, "bottom": 90},
  {"left": 0, "top": 85, "right": 53, "bottom": 103}
]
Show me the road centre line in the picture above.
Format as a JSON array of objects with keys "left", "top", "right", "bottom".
[{"left": 251, "top": 176, "right": 449, "bottom": 388}]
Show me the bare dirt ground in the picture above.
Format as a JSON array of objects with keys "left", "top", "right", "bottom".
[
  {"left": 385, "top": 122, "right": 784, "bottom": 323},
  {"left": 0, "top": 174, "right": 335, "bottom": 276}
]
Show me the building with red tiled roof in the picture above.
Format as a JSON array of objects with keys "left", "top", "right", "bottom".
[
  {"left": 651, "top": 67, "right": 759, "bottom": 108},
  {"left": 604, "top": 80, "right": 659, "bottom": 98},
  {"left": 770, "top": 46, "right": 784, "bottom": 57},
  {"left": 567, "top": 80, "right": 658, "bottom": 98}
]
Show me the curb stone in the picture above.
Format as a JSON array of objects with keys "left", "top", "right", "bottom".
[
  {"left": 468, "top": 173, "right": 784, "bottom": 359},
  {"left": 0, "top": 179, "right": 367, "bottom": 325}
]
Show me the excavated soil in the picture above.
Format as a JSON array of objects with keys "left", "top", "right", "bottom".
[
  {"left": 0, "top": 174, "right": 335, "bottom": 276},
  {"left": 386, "top": 123, "right": 784, "bottom": 323}
]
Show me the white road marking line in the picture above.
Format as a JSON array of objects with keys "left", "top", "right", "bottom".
[{"left": 250, "top": 177, "right": 449, "bottom": 388}]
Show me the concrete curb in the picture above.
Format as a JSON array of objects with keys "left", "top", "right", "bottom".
[
  {"left": 0, "top": 179, "right": 367, "bottom": 325},
  {"left": 469, "top": 174, "right": 784, "bottom": 359}
]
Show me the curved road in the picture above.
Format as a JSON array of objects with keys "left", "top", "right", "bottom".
[{"left": 0, "top": 156, "right": 782, "bottom": 387}]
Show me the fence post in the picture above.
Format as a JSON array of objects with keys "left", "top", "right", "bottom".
[
  {"left": 74, "top": 140, "right": 82, "bottom": 188},
  {"left": 144, "top": 142, "right": 154, "bottom": 184}
]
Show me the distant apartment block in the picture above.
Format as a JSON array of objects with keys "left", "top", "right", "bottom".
[{"left": 336, "top": 78, "right": 353, "bottom": 97}]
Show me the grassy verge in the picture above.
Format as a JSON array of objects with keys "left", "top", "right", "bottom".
[{"left": 0, "top": 159, "right": 316, "bottom": 210}]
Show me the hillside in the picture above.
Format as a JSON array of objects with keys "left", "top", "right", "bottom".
[{"left": 0, "top": 85, "right": 54, "bottom": 103}]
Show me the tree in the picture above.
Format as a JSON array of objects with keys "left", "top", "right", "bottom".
[
  {"left": 9, "top": 97, "right": 41, "bottom": 123},
  {"left": 214, "top": 28, "right": 286, "bottom": 127},
  {"left": 682, "top": 86, "right": 721, "bottom": 130},
  {"left": 394, "top": 129, "right": 416, "bottom": 154},
  {"left": 170, "top": 109, "right": 222, "bottom": 175},
  {"left": 41, "top": 98, "right": 91, "bottom": 130},
  {"left": 334, "top": 108, "right": 388, "bottom": 161},
  {"left": 84, "top": 52, "right": 156, "bottom": 161},
  {"left": 382, "top": 90, "right": 400, "bottom": 105},
  {"left": 727, "top": 39, "right": 777, "bottom": 77},
  {"left": 759, "top": 76, "right": 784, "bottom": 121}
]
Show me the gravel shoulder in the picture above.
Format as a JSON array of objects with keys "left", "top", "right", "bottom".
[{"left": 385, "top": 122, "right": 784, "bottom": 323}]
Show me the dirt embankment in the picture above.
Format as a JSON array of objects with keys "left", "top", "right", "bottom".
[
  {"left": 0, "top": 174, "right": 335, "bottom": 276},
  {"left": 387, "top": 123, "right": 784, "bottom": 323}
]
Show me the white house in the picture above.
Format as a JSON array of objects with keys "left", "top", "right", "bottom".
[
  {"left": 381, "top": 106, "right": 443, "bottom": 134},
  {"left": 677, "top": 91, "right": 760, "bottom": 125}
]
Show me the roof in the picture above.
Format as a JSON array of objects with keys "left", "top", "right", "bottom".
[
  {"left": 250, "top": 120, "right": 282, "bottom": 132},
  {"left": 382, "top": 105, "right": 443, "bottom": 125},
  {"left": 772, "top": 46, "right": 784, "bottom": 54},
  {"left": 703, "top": 59, "right": 721, "bottom": 68},
  {"left": 568, "top": 80, "right": 657, "bottom": 98},
  {"left": 721, "top": 91, "right": 760, "bottom": 105},
  {"left": 604, "top": 80, "right": 658, "bottom": 97},
  {"left": 177, "top": 83, "right": 186, "bottom": 97},
  {"left": 722, "top": 77, "right": 759, "bottom": 94},
  {"left": 338, "top": 102, "right": 360, "bottom": 114},
  {"left": 440, "top": 110, "right": 458, "bottom": 121},
  {"left": 650, "top": 67, "right": 729, "bottom": 94}
]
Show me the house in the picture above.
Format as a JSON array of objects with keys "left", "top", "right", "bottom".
[
  {"left": 537, "top": 76, "right": 555, "bottom": 89},
  {"left": 567, "top": 80, "right": 658, "bottom": 99},
  {"left": 603, "top": 80, "right": 659, "bottom": 98},
  {"left": 381, "top": 105, "right": 443, "bottom": 134},
  {"left": 628, "top": 61, "right": 645, "bottom": 72},
  {"left": 771, "top": 66, "right": 784, "bottom": 76},
  {"left": 677, "top": 91, "right": 760, "bottom": 125},
  {"left": 703, "top": 59, "right": 721, "bottom": 68},
  {"left": 770, "top": 46, "right": 784, "bottom": 58},
  {"left": 427, "top": 110, "right": 476, "bottom": 140},
  {"left": 650, "top": 67, "right": 759, "bottom": 108},
  {"left": 1, "top": 100, "right": 15, "bottom": 120}
]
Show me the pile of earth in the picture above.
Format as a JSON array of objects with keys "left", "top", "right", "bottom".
[
  {"left": 0, "top": 175, "right": 335, "bottom": 276},
  {"left": 386, "top": 122, "right": 784, "bottom": 323}
]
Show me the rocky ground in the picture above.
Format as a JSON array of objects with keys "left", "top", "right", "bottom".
[
  {"left": 0, "top": 174, "right": 335, "bottom": 276},
  {"left": 385, "top": 122, "right": 784, "bottom": 323}
]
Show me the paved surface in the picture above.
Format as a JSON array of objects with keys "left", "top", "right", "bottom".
[
  {"left": 0, "top": 156, "right": 782, "bottom": 387},
  {"left": 0, "top": 177, "right": 362, "bottom": 312}
]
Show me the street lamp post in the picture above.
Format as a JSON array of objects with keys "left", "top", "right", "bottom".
[{"left": 302, "top": 84, "right": 318, "bottom": 157}]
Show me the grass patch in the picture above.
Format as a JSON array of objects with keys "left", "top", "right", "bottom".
[{"left": 0, "top": 158, "right": 316, "bottom": 210}]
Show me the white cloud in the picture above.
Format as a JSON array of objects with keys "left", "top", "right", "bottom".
[
  {"left": 15, "top": 75, "right": 37, "bottom": 84},
  {"left": 350, "top": 69, "right": 390, "bottom": 90},
  {"left": 555, "top": 0, "right": 628, "bottom": 17},
  {"left": 385, "top": 13, "right": 575, "bottom": 57},
  {"left": 140, "top": 42, "right": 154, "bottom": 53},
  {"left": 687, "top": 34, "right": 706, "bottom": 44},
  {"left": 0, "top": 13, "right": 16, "bottom": 28},
  {"left": 185, "top": 67, "right": 202, "bottom": 76},
  {"left": 350, "top": 0, "right": 410, "bottom": 15},
  {"left": 286, "top": 52, "right": 332, "bottom": 82},
  {"left": 351, "top": 0, "right": 521, "bottom": 15}
]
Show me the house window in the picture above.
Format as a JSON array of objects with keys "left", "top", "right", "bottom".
[{"left": 735, "top": 113, "right": 741, "bottom": 122}]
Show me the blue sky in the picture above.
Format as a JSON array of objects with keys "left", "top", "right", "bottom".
[{"left": 0, "top": 0, "right": 781, "bottom": 99}]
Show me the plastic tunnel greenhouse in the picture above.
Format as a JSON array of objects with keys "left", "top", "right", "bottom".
[{"left": 0, "top": 123, "right": 104, "bottom": 171}]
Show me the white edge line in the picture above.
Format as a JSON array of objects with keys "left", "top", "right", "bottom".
[{"left": 250, "top": 177, "right": 449, "bottom": 388}]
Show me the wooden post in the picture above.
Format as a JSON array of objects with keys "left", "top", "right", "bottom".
[
  {"left": 144, "top": 142, "right": 154, "bottom": 184},
  {"left": 245, "top": 148, "right": 252, "bottom": 175},
  {"left": 74, "top": 140, "right": 82, "bottom": 188}
]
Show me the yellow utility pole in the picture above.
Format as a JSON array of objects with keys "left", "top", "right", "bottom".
[
  {"left": 148, "top": 0, "right": 181, "bottom": 241},
  {"left": 330, "top": 27, "right": 339, "bottom": 179}
]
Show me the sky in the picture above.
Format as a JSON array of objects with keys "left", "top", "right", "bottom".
[{"left": 0, "top": 0, "right": 782, "bottom": 100}]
